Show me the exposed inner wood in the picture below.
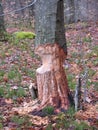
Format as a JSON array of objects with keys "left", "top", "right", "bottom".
[{"left": 35, "top": 43, "right": 69, "bottom": 110}]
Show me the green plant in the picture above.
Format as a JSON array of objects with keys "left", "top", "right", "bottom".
[
  {"left": 56, "top": 112, "right": 71, "bottom": 129},
  {"left": 8, "top": 70, "right": 16, "bottom": 79},
  {"left": 0, "top": 70, "right": 5, "bottom": 77},
  {"left": 82, "top": 36, "right": 92, "bottom": 43},
  {"left": 93, "top": 59, "right": 98, "bottom": 66},
  {"left": 92, "top": 45, "right": 98, "bottom": 56},
  {"left": 0, "top": 115, "right": 3, "bottom": 129},
  {"left": 0, "top": 31, "right": 12, "bottom": 41},
  {"left": 11, "top": 115, "right": 25, "bottom": 125},
  {"left": 11, "top": 115, "right": 32, "bottom": 127},
  {"left": 42, "top": 106, "right": 54, "bottom": 115},
  {"left": 88, "top": 69, "right": 96, "bottom": 77},
  {"left": 27, "top": 69, "right": 36, "bottom": 78},
  {"left": 46, "top": 124, "right": 53, "bottom": 130},
  {"left": 3, "top": 85, "right": 26, "bottom": 100},
  {"left": 74, "top": 121, "right": 91, "bottom": 130},
  {"left": 67, "top": 74, "right": 76, "bottom": 90},
  {"left": 7, "top": 68, "right": 21, "bottom": 82},
  {"left": 0, "top": 70, "right": 5, "bottom": 82},
  {"left": 66, "top": 106, "right": 75, "bottom": 117},
  {"left": 0, "top": 123, "right": 3, "bottom": 129},
  {"left": 0, "top": 60, "right": 6, "bottom": 65},
  {"left": 16, "top": 87, "right": 26, "bottom": 97},
  {"left": 56, "top": 107, "right": 75, "bottom": 129},
  {"left": 0, "top": 86, "right": 5, "bottom": 97},
  {"left": 55, "top": 107, "right": 91, "bottom": 130},
  {"left": 92, "top": 82, "right": 98, "bottom": 91}
]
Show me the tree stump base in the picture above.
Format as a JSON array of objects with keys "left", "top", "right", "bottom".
[{"left": 35, "top": 43, "right": 69, "bottom": 111}]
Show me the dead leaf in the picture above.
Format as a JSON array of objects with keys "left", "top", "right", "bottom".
[{"left": 5, "top": 99, "right": 13, "bottom": 104}]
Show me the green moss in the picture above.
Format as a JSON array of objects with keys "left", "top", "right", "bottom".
[{"left": 13, "top": 31, "right": 36, "bottom": 40}]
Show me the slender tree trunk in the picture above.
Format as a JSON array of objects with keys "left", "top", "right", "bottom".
[
  {"left": 0, "top": 0, "right": 5, "bottom": 38},
  {"left": 35, "top": 0, "right": 70, "bottom": 110},
  {"left": 64, "top": 0, "right": 75, "bottom": 24}
]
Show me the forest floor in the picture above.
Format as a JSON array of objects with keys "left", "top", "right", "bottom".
[{"left": 0, "top": 21, "right": 98, "bottom": 130}]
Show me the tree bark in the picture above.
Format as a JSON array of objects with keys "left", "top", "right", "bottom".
[
  {"left": 34, "top": 0, "right": 70, "bottom": 110},
  {"left": 0, "top": 0, "right": 5, "bottom": 38},
  {"left": 64, "top": 0, "right": 75, "bottom": 24}
]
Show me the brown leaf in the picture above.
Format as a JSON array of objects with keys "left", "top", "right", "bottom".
[{"left": 5, "top": 99, "right": 13, "bottom": 104}]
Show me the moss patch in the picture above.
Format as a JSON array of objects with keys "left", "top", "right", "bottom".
[{"left": 13, "top": 31, "right": 36, "bottom": 40}]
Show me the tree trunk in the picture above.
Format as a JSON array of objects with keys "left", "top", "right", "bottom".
[
  {"left": 0, "top": 0, "right": 5, "bottom": 38},
  {"left": 64, "top": 0, "right": 75, "bottom": 24},
  {"left": 35, "top": 0, "right": 70, "bottom": 110},
  {"left": 74, "top": 0, "right": 98, "bottom": 22}
]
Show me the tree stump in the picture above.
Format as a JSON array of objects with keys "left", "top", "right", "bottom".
[{"left": 35, "top": 43, "right": 69, "bottom": 110}]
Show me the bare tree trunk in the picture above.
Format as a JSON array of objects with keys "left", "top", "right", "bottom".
[
  {"left": 35, "top": 0, "right": 70, "bottom": 110},
  {"left": 64, "top": 0, "right": 75, "bottom": 24},
  {"left": 0, "top": 0, "right": 5, "bottom": 39}
]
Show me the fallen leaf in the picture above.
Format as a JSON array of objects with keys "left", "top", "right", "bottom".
[{"left": 5, "top": 99, "right": 13, "bottom": 104}]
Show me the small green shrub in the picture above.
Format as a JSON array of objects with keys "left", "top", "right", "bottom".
[
  {"left": 11, "top": 115, "right": 32, "bottom": 127},
  {"left": 5, "top": 87, "right": 26, "bottom": 99},
  {"left": 0, "top": 31, "right": 12, "bottom": 41},
  {"left": 11, "top": 115, "right": 25, "bottom": 125},
  {"left": 82, "top": 36, "right": 92, "bottom": 43},
  {"left": 55, "top": 107, "right": 92, "bottom": 130},
  {"left": 0, "top": 86, "right": 5, "bottom": 97},
  {"left": 0, "top": 70, "right": 5, "bottom": 77},
  {"left": 56, "top": 112, "right": 71, "bottom": 129},
  {"left": 0, "top": 115, "right": 3, "bottom": 129},
  {"left": 0, "top": 70, "right": 5, "bottom": 82},
  {"left": 74, "top": 121, "right": 91, "bottom": 130},
  {"left": 66, "top": 106, "right": 75, "bottom": 117},
  {"left": 67, "top": 74, "right": 76, "bottom": 90},
  {"left": 42, "top": 106, "right": 54, "bottom": 115},
  {"left": 27, "top": 69, "right": 36, "bottom": 78},
  {"left": 88, "top": 69, "right": 96, "bottom": 77},
  {"left": 16, "top": 87, "right": 26, "bottom": 97},
  {"left": 0, "top": 123, "right": 3, "bottom": 129},
  {"left": 7, "top": 68, "right": 21, "bottom": 82},
  {"left": 8, "top": 70, "right": 17, "bottom": 79},
  {"left": 46, "top": 124, "right": 53, "bottom": 130}
]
